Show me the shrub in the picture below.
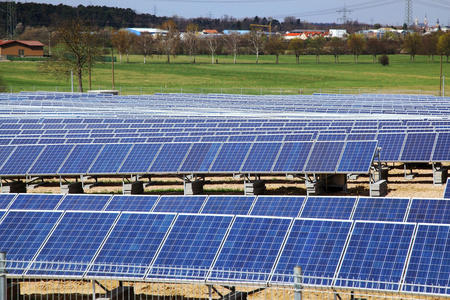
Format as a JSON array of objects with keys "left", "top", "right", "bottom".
[{"left": 378, "top": 54, "right": 389, "bottom": 66}]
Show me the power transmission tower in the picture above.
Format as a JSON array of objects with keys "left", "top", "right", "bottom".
[
  {"left": 6, "top": 0, "right": 16, "bottom": 39},
  {"left": 337, "top": 4, "right": 353, "bottom": 24},
  {"left": 404, "top": 0, "right": 413, "bottom": 29}
]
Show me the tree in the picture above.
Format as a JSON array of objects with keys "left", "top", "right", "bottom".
[
  {"left": 366, "top": 37, "right": 384, "bottom": 63},
  {"left": 422, "top": 33, "right": 439, "bottom": 63},
  {"left": 111, "top": 29, "right": 134, "bottom": 63},
  {"left": 246, "top": 29, "right": 265, "bottom": 64},
  {"left": 203, "top": 34, "right": 222, "bottom": 64},
  {"left": 288, "top": 38, "right": 304, "bottom": 64},
  {"left": 403, "top": 32, "right": 423, "bottom": 63},
  {"left": 134, "top": 33, "right": 154, "bottom": 64},
  {"left": 347, "top": 34, "right": 365, "bottom": 63},
  {"left": 184, "top": 23, "right": 199, "bottom": 64},
  {"left": 437, "top": 32, "right": 450, "bottom": 62},
  {"left": 328, "top": 37, "right": 346, "bottom": 64},
  {"left": 158, "top": 19, "right": 180, "bottom": 64},
  {"left": 265, "top": 35, "right": 286, "bottom": 64},
  {"left": 39, "top": 19, "right": 101, "bottom": 93},
  {"left": 224, "top": 32, "right": 241, "bottom": 64},
  {"left": 308, "top": 36, "right": 325, "bottom": 63}
]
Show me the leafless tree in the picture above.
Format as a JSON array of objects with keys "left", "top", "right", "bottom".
[
  {"left": 158, "top": 19, "right": 180, "bottom": 64},
  {"left": 204, "top": 34, "right": 222, "bottom": 64},
  {"left": 184, "top": 23, "right": 199, "bottom": 64},
  {"left": 111, "top": 29, "right": 134, "bottom": 63},
  {"left": 224, "top": 32, "right": 242, "bottom": 64},
  {"left": 288, "top": 38, "right": 305, "bottom": 64},
  {"left": 246, "top": 29, "right": 265, "bottom": 64},
  {"left": 134, "top": 33, "right": 154, "bottom": 64}
]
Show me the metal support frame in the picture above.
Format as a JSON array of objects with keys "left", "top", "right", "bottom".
[
  {"left": 0, "top": 252, "right": 5, "bottom": 300},
  {"left": 182, "top": 174, "right": 206, "bottom": 195},
  {"left": 404, "top": 163, "right": 418, "bottom": 180},
  {"left": 25, "top": 176, "right": 46, "bottom": 190},
  {"left": 294, "top": 266, "right": 302, "bottom": 300}
]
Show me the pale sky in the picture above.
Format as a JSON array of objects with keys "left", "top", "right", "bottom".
[{"left": 25, "top": 0, "right": 450, "bottom": 26}]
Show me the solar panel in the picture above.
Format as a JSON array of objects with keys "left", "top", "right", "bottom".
[
  {"left": 300, "top": 197, "right": 356, "bottom": 220},
  {"left": 57, "top": 194, "right": 112, "bottom": 211},
  {"left": 148, "top": 143, "right": 192, "bottom": 173},
  {"left": 0, "top": 194, "right": 16, "bottom": 209},
  {"left": 0, "top": 210, "right": 63, "bottom": 272},
  {"left": 58, "top": 144, "right": 104, "bottom": 174},
  {"left": 118, "top": 143, "right": 162, "bottom": 174},
  {"left": 178, "top": 143, "right": 221, "bottom": 173},
  {"left": 0, "top": 145, "right": 44, "bottom": 175},
  {"left": 400, "top": 133, "right": 436, "bottom": 161},
  {"left": 272, "top": 142, "right": 313, "bottom": 173},
  {"left": 152, "top": 195, "right": 207, "bottom": 213},
  {"left": 88, "top": 143, "right": 133, "bottom": 174},
  {"left": 377, "top": 133, "right": 406, "bottom": 161},
  {"left": 407, "top": 198, "right": 450, "bottom": 224},
  {"left": 432, "top": 132, "right": 450, "bottom": 161},
  {"left": 304, "top": 142, "right": 345, "bottom": 173},
  {"left": 240, "top": 142, "right": 282, "bottom": 173},
  {"left": 335, "top": 221, "right": 416, "bottom": 291},
  {"left": 353, "top": 197, "right": 409, "bottom": 222},
  {"left": 148, "top": 214, "right": 233, "bottom": 280},
  {"left": 336, "top": 141, "right": 377, "bottom": 173},
  {"left": 210, "top": 143, "right": 252, "bottom": 173},
  {"left": 201, "top": 195, "right": 255, "bottom": 215},
  {"left": 104, "top": 195, "right": 159, "bottom": 212},
  {"left": 271, "top": 219, "right": 353, "bottom": 285},
  {"left": 29, "top": 211, "right": 119, "bottom": 276},
  {"left": 402, "top": 224, "right": 450, "bottom": 294},
  {"left": 444, "top": 178, "right": 450, "bottom": 198},
  {"left": 250, "top": 196, "right": 305, "bottom": 218},
  {"left": 9, "top": 194, "right": 65, "bottom": 210},
  {"left": 27, "top": 144, "right": 73, "bottom": 175},
  {"left": 209, "top": 216, "right": 292, "bottom": 282},
  {"left": 88, "top": 212, "right": 176, "bottom": 278}
]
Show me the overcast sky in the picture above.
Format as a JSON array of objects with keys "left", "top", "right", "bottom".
[{"left": 27, "top": 0, "right": 450, "bottom": 26}]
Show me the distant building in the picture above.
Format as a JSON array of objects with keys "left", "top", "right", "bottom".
[
  {"left": 126, "top": 28, "right": 167, "bottom": 36},
  {"left": 202, "top": 29, "right": 219, "bottom": 35},
  {"left": 284, "top": 30, "right": 328, "bottom": 40},
  {"left": 223, "top": 30, "right": 250, "bottom": 35},
  {"left": 328, "top": 29, "right": 347, "bottom": 38},
  {"left": 0, "top": 40, "right": 44, "bottom": 58}
]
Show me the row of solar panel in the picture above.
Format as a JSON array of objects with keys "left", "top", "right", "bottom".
[
  {"left": 1, "top": 209, "right": 449, "bottom": 294},
  {"left": 0, "top": 141, "right": 377, "bottom": 176},
  {"left": 1, "top": 193, "right": 449, "bottom": 224}
]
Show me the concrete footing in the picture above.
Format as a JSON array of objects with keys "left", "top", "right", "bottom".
[
  {"left": 433, "top": 168, "right": 448, "bottom": 185},
  {"left": 185, "top": 181, "right": 204, "bottom": 195},
  {"left": 61, "top": 182, "right": 84, "bottom": 194},
  {"left": 1, "top": 181, "right": 26, "bottom": 193},
  {"left": 244, "top": 180, "right": 266, "bottom": 195},
  {"left": 371, "top": 180, "right": 388, "bottom": 197},
  {"left": 123, "top": 181, "right": 144, "bottom": 194}
]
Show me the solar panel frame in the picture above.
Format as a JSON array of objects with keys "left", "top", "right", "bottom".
[
  {"left": 9, "top": 194, "right": 65, "bottom": 210},
  {"left": 209, "top": 142, "right": 252, "bottom": 173},
  {"left": 400, "top": 132, "right": 436, "bottom": 162},
  {"left": 353, "top": 197, "right": 410, "bottom": 222},
  {"left": 178, "top": 143, "right": 222, "bottom": 173},
  {"left": 57, "top": 144, "right": 104, "bottom": 175},
  {"left": 117, "top": 143, "right": 162, "bottom": 174},
  {"left": 87, "top": 143, "right": 133, "bottom": 174},
  {"left": 240, "top": 142, "right": 282, "bottom": 173},
  {"left": 304, "top": 141, "right": 345, "bottom": 173},
  {"left": 250, "top": 196, "right": 305, "bottom": 218},
  {"left": 201, "top": 195, "right": 256, "bottom": 215},
  {"left": 148, "top": 143, "right": 193, "bottom": 174},
  {"left": 152, "top": 195, "right": 207, "bottom": 213},
  {"left": 104, "top": 195, "right": 160, "bottom": 212},
  {"left": 27, "top": 144, "right": 75, "bottom": 176},
  {"left": 406, "top": 198, "right": 450, "bottom": 224},
  {"left": 0, "top": 194, "right": 16, "bottom": 210},
  {"left": 300, "top": 196, "right": 357, "bottom": 220},
  {"left": 0, "top": 145, "right": 45, "bottom": 176},
  {"left": 56, "top": 194, "right": 112, "bottom": 211},
  {"left": 336, "top": 141, "right": 377, "bottom": 174}
]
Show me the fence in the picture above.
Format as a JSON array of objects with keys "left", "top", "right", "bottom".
[
  {"left": 1, "top": 259, "right": 448, "bottom": 300},
  {"left": 0, "top": 86, "right": 444, "bottom": 96}
]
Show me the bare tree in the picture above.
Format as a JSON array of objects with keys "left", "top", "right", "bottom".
[
  {"left": 403, "top": 32, "right": 423, "bottom": 63},
  {"left": 265, "top": 35, "right": 286, "bottom": 64},
  {"left": 184, "top": 23, "right": 199, "bottom": 64},
  {"left": 308, "top": 36, "right": 325, "bottom": 64},
  {"left": 288, "top": 38, "right": 304, "bottom": 64},
  {"left": 366, "top": 37, "right": 384, "bottom": 63},
  {"left": 224, "top": 32, "right": 241, "bottom": 64},
  {"left": 347, "top": 34, "right": 365, "bottom": 63},
  {"left": 246, "top": 29, "right": 265, "bottom": 64},
  {"left": 111, "top": 29, "right": 134, "bottom": 63},
  {"left": 204, "top": 34, "right": 222, "bottom": 64},
  {"left": 422, "top": 33, "right": 439, "bottom": 63},
  {"left": 134, "top": 33, "right": 154, "bottom": 64},
  {"left": 39, "top": 19, "right": 101, "bottom": 93},
  {"left": 158, "top": 19, "right": 180, "bottom": 64},
  {"left": 328, "top": 37, "right": 346, "bottom": 64}
]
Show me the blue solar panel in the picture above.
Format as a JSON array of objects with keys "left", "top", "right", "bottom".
[
  {"left": 250, "top": 196, "right": 305, "bottom": 218},
  {"left": 58, "top": 144, "right": 104, "bottom": 174},
  {"left": 432, "top": 132, "right": 450, "bottom": 161},
  {"left": 335, "top": 221, "right": 416, "bottom": 291},
  {"left": 353, "top": 197, "right": 409, "bottom": 222},
  {"left": 336, "top": 141, "right": 377, "bottom": 173},
  {"left": 402, "top": 224, "right": 450, "bottom": 294},
  {"left": 304, "top": 142, "right": 345, "bottom": 173},
  {"left": 317, "top": 133, "right": 347, "bottom": 141},
  {"left": 28, "top": 144, "right": 74, "bottom": 175},
  {"left": 88, "top": 144, "right": 133, "bottom": 174},
  {"left": 0, "top": 194, "right": 16, "bottom": 209},
  {"left": 0, "top": 210, "right": 63, "bottom": 269},
  {"left": 88, "top": 213, "right": 176, "bottom": 278},
  {"left": 272, "top": 142, "right": 313, "bottom": 173},
  {"left": 0, "top": 146, "right": 16, "bottom": 169},
  {"left": 9, "top": 194, "right": 64, "bottom": 210},
  {"left": 210, "top": 216, "right": 291, "bottom": 282},
  {"left": 377, "top": 133, "right": 406, "bottom": 161},
  {"left": 149, "top": 143, "right": 192, "bottom": 173},
  {"left": 104, "top": 195, "right": 159, "bottom": 212},
  {"left": 152, "top": 195, "right": 207, "bottom": 213},
  {"left": 271, "top": 219, "right": 352, "bottom": 285},
  {"left": 400, "top": 133, "right": 436, "bottom": 161},
  {"left": 148, "top": 214, "right": 233, "bottom": 280},
  {"left": 444, "top": 178, "right": 450, "bottom": 198},
  {"left": 0, "top": 145, "right": 44, "bottom": 175},
  {"left": 407, "top": 198, "right": 450, "bottom": 224},
  {"left": 118, "top": 143, "right": 162, "bottom": 174},
  {"left": 201, "top": 196, "right": 255, "bottom": 215},
  {"left": 210, "top": 143, "right": 252, "bottom": 172},
  {"left": 300, "top": 197, "right": 356, "bottom": 220},
  {"left": 57, "top": 194, "right": 112, "bottom": 211},
  {"left": 179, "top": 143, "right": 221, "bottom": 173},
  {"left": 241, "top": 142, "right": 282, "bottom": 172},
  {"left": 29, "top": 211, "right": 119, "bottom": 276}
]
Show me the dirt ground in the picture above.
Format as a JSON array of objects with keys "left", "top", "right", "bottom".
[{"left": 27, "top": 164, "right": 446, "bottom": 198}]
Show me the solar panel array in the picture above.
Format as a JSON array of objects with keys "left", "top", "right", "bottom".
[{"left": 1, "top": 193, "right": 450, "bottom": 295}]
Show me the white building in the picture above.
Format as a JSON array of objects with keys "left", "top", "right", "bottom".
[{"left": 328, "top": 29, "right": 347, "bottom": 38}]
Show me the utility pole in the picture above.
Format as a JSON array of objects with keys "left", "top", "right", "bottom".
[
  {"left": 6, "top": 0, "right": 16, "bottom": 40},
  {"left": 404, "top": 0, "right": 413, "bottom": 29},
  {"left": 337, "top": 4, "right": 352, "bottom": 24}
]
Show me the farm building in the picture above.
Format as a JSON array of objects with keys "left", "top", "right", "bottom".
[{"left": 0, "top": 40, "right": 44, "bottom": 58}]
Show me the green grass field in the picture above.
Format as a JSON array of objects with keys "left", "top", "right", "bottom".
[{"left": 1, "top": 54, "right": 448, "bottom": 95}]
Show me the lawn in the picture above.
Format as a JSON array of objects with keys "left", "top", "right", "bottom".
[{"left": 0, "top": 54, "right": 447, "bottom": 95}]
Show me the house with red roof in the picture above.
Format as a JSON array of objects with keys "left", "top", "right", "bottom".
[{"left": 0, "top": 40, "right": 44, "bottom": 58}]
